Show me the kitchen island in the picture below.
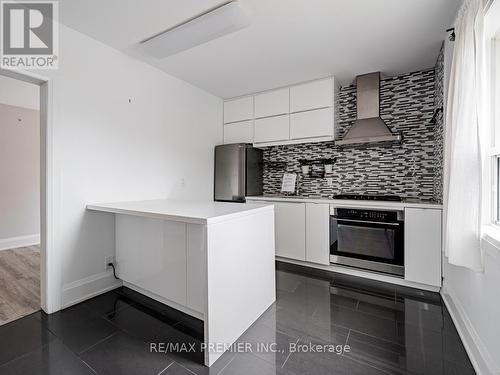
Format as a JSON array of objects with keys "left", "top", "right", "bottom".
[{"left": 87, "top": 199, "right": 275, "bottom": 366}]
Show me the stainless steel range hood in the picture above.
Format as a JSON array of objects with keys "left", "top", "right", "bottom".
[{"left": 336, "top": 72, "right": 402, "bottom": 146}]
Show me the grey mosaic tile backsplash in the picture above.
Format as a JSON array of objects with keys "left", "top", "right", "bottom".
[{"left": 262, "top": 64, "right": 444, "bottom": 203}]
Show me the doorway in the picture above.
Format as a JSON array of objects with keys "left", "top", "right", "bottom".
[
  {"left": 0, "top": 68, "right": 52, "bottom": 319},
  {"left": 0, "top": 75, "right": 40, "bottom": 323}
]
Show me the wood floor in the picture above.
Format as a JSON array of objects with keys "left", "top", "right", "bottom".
[{"left": 0, "top": 245, "right": 40, "bottom": 326}]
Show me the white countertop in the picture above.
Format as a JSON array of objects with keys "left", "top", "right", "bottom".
[
  {"left": 246, "top": 195, "right": 443, "bottom": 210},
  {"left": 87, "top": 199, "right": 274, "bottom": 225}
]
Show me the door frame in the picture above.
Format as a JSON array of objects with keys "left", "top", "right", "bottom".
[{"left": 0, "top": 68, "right": 59, "bottom": 313}]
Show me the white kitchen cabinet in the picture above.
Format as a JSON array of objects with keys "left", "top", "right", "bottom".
[
  {"left": 115, "top": 215, "right": 187, "bottom": 306},
  {"left": 254, "top": 115, "right": 290, "bottom": 143},
  {"left": 305, "top": 203, "right": 330, "bottom": 265},
  {"left": 290, "top": 78, "right": 333, "bottom": 113},
  {"left": 186, "top": 224, "right": 206, "bottom": 313},
  {"left": 404, "top": 208, "right": 442, "bottom": 287},
  {"left": 254, "top": 88, "right": 289, "bottom": 118},
  {"left": 223, "top": 120, "right": 254, "bottom": 144},
  {"left": 274, "top": 202, "right": 306, "bottom": 261},
  {"left": 290, "top": 107, "right": 334, "bottom": 140},
  {"left": 224, "top": 96, "right": 253, "bottom": 124}
]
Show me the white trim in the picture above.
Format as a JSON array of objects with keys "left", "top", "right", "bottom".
[
  {"left": 61, "top": 271, "right": 122, "bottom": 309},
  {"left": 276, "top": 256, "right": 441, "bottom": 292},
  {"left": 441, "top": 284, "right": 499, "bottom": 375},
  {"left": 0, "top": 234, "right": 40, "bottom": 251}
]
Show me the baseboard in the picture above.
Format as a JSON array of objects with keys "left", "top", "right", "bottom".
[
  {"left": 0, "top": 234, "right": 40, "bottom": 251},
  {"left": 61, "top": 271, "right": 122, "bottom": 309},
  {"left": 441, "top": 284, "right": 499, "bottom": 375}
]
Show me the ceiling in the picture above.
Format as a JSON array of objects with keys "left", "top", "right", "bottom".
[{"left": 59, "top": 0, "right": 460, "bottom": 98}]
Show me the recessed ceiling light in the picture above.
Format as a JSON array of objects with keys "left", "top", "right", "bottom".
[{"left": 140, "top": 1, "right": 251, "bottom": 58}]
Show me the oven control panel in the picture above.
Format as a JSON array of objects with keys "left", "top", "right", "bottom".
[{"left": 335, "top": 208, "right": 398, "bottom": 222}]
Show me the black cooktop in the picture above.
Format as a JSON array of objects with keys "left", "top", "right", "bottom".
[{"left": 333, "top": 194, "right": 402, "bottom": 202}]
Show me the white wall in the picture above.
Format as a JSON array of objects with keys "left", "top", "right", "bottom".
[
  {"left": 0, "top": 101, "right": 40, "bottom": 250},
  {"left": 0, "top": 76, "right": 40, "bottom": 110},
  {"left": 32, "top": 25, "right": 222, "bottom": 309},
  {"left": 443, "top": 246, "right": 500, "bottom": 374}
]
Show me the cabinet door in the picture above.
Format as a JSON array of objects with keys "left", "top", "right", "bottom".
[
  {"left": 115, "top": 215, "right": 187, "bottom": 305},
  {"left": 404, "top": 208, "right": 442, "bottom": 287},
  {"left": 224, "top": 96, "right": 253, "bottom": 123},
  {"left": 290, "top": 78, "right": 333, "bottom": 113},
  {"left": 305, "top": 203, "right": 330, "bottom": 265},
  {"left": 254, "top": 88, "right": 289, "bottom": 118},
  {"left": 290, "top": 107, "right": 333, "bottom": 140},
  {"left": 274, "top": 202, "right": 306, "bottom": 260},
  {"left": 254, "top": 115, "right": 290, "bottom": 143},
  {"left": 223, "top": 120, "right": 253, "bottom": 144}
]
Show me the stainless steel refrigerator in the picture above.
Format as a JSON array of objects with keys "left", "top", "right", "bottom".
[{"left": 214, "top": 144, "right": 263, "bottom": 202}]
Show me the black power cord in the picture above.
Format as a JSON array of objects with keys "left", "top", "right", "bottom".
[{"left": 108, "top": 262, "right": 119, "bottom": 280}]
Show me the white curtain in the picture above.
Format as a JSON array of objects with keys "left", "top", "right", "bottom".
[{"left": 444, "top": 0, "right": 487, "bottom": 271}]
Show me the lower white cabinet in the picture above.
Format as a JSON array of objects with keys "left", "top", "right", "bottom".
[
  {"left": 254, "top": 115, "right": 290, "bottom": 143},
  {"left": 274, "top": 202, "right": 306, "bottom": 261},
  {"left": 305, "top": 203, "right": 330, "bottom": 265},
  {"left": 404, "top": 208, "right": 442, "bottom": 287},
  {"left": 223, "top": 120, "right": 253, "bottom": 144}
]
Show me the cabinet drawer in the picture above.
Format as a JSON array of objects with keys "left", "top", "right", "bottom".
[
  {"left": 254, "top": 115, "right": 290, "bottom": 143},
  {"left": 254, "top": 88, "right": 289, "bottom": 118},
  {"left": 290, "top": 78, "right": 333, "bottom": 113},
  {"left": 224, "top": 96, "right": 254, "bottom": 123},
  {"left": 290, "top": 107, "right": 333, "bottom": 139},
  {"left": 223, "top": 120, "right": 254, "bottom": 144}
]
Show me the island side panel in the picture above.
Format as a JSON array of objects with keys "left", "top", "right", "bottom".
[{"left": 204, "top": 207, "right": 276, "bottom": 366}]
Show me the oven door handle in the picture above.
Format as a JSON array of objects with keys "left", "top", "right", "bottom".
[{"left": 333, "top": 216, "right": 401, "bottom": 227}]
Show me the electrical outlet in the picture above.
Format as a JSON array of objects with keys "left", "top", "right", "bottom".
[
  {"left": 105, "top": 256, "right": 115, "bottom": 271},
  {"left": 326, "top": 177, "right": 334, "bottom": 187}
]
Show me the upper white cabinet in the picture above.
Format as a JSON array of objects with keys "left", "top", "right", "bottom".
[
  {"left": 254, "top": 88, "right": 289, "bottom": 119},
  {"left": 223, "top": 120, "right": 253, "bottom": 144},
  {"left": 224, "top": 96, "right": 253, "bottom": 124},
  {"left": 404, "top": 208, "right": 442, "bottom": 287},
  {"left": 305, "top": 203, "right": 330, "bottom": 265},
  {"left": 290, "top": 78, "right": 333, "bottom": 113},
  {"left": 290, "top": 107, "right": 334, "bottom": 140},
  {"left": 222, "top": 77, "right": 338, "bottom": 146},
  {"left": 254, "top": 115, "right": 290, "bottom": 143}
]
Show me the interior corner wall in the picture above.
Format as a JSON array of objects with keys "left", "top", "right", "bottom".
[
  {"left": 35, "top": 24, "right": 222, "bottom": 310},
  {"left": 0, "top": 101, "right": 40, "bottom": 250},
  {"left": 440, "top": 13, "right": 500, "bottom": 374}
]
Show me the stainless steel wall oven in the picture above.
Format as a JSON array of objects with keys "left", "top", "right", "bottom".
[{"left": 330, "top": 206, "right": 405, "bottom": 277}]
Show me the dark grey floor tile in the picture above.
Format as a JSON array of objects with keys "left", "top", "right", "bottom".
[
  {"left": 160, "top": 362, "right": 195, "bottom": 375},
  {"left": 81, "top": 288, "right": 135, "bottom": 318},
  {"left": 281, "top": 337, "right": 348, "bottom": 375},
  {"left": 237, "top": 322, "right": 298, "bottom": 367},
  {"left": 276, "top": 270, "right": 303, "bottom": 293},
  {"left": 0, "top": 315, "right": 55, "bottom": 365},
  {"left": 4, "top": 339, "right": 95, "bottom": 375},
  {"left": 37, "top": 304, "right": 117, "bottom": 353},
  {"left": 107, "top": 305, "right": 203, "bottom": 363},
  {"left": 262, "top": 305, "right": 349, "bottom": 345},
  {"left": 399, "top": 322, "right": 473, "bottom": 368},
  {"left": 219, "top": 353, "right": 288, "bottom": 375},
  {"left": 171, "top": 349, "right": 235, "bottom": 375},
  {"left": 81, "top": 332, "right": 172, "bottom": 375},
  {"left": 322, "top": 304, "right": 401, "bottom": 344}
]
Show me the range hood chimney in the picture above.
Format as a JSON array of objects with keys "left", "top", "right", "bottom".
[{"left": 335, "top": 72, "right": 402, "bottom": 146}]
